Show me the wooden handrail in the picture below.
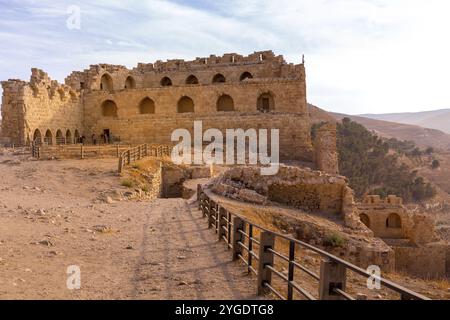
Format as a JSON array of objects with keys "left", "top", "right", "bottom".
[
  {"left": 198, "top": 185, "right": 430, "bottom": 301},
  {"left": 117, "top": 144, "right": 172, "bottom": 173}
]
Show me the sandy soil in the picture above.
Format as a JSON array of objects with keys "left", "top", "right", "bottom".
[{"left": 0, "top": 150, "right": 259, "bottom": 300}]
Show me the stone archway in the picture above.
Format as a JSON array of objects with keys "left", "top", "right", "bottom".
[
  {"left": 212, "top": 73, "right": 226, "bottom": 84},
  {"left": 44, "top": 129, "right": 53, "bottom": 145},
  {"left": 240, "top": 72, "right": 253, "bottom": 81},
  {"left": 160, "top": 77, "right": 173, "bottom": 87},
  {"left": 125, "top": 76, "right": 136, "bottom": 89},
  {"left": 386, "top": 213, "right": 402, "bottom": 228},
  {"left": 257, "top": 92, "right": 275, "bottom": 112},
  {"left": 217, "top": 94, "right": 235, "bottom": 112},
  {"left": 101, "top": 100, "right": 118, "bottom": 117},
  {"left": 177, "top": 96, "right": 194, "bottom": 113},
  {"left": 186, "top": 75, "right": 199, "bottom": 85},
  {"left": 33, "top": 129, "right": 42, "bottom": 145},
  {"left": 66, "top": 130, "right": 72, "bottom": 144},
  {"left": 56, "top": 130, "right": 64, "bottom": 145},
  {"left": 100, "top": 73, "right": 113, "bottom": 91},
  {"left": 139, "top": 97, "right": 155, "bottom": 114}
]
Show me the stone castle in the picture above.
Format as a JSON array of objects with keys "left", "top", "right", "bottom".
[{"left": 1, "top": 50, "right": 337, "bottom": 167}]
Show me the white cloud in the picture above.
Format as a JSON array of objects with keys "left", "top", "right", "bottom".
[{"left": 1, "top": 0, "right": 449, "bottom": 114}]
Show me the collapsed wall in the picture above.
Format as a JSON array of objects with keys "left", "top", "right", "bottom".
[
  {"left": 358, "top": 195, "right": 450, "bottom": 279},
  {"left": 211, "top": 165, "right": 363, "bottom": 229},
  {"left": 1, "top": 69, "right": 83, "bottom": 146},
  {"left": 208, "top": 165, "right": 394, "bottom": 271}
]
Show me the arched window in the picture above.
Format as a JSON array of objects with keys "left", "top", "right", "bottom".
[
  {"left": 216, "top": 94, "right": 235, "bottom": 112},
  {"left": 186, "top": 75, "right": 199, "bottom": 85},
  {"left": 74, "top": 130, "right": 80, "bottom": 144},
  {"left": 101, "top": 100, "right": 118, "bottom": 117},
  {"left": 33, "top": 129, "right": 42, "bottom": 145},
  {"left": 359, "top": 214, "right": 370, "bottom": 228},
  {"left": 160, "top": 77, "right": 173, "bottom": 87},
  {"left": 240, "top": 72, "right": 253, "bottom": 81},
  {"left": 125, "top": 76, "right": 136, "bottom": 89},
  {"left": 100, "top": 73, "right": 113, "bottom": 91},
  {"left": 56, "top": 130, "right": 64, "bottom": 145},
  {"left": 257, "top": 92, "right": 275, "bottom": 112},
  {"left": 66, "top": 130, "right": 72, "bottom": 144},
  {"left": 177, "top": 96, "right": 194, "bottom": 113},
  {"left": 212, "top": 73, "right": 226, "bottom": 84},
  {"left": 44, "top": 129, "right": 53, "bottom": 145},
  {"left": 386, "top": 213, "right": 402, "bottom": 229},
  {"left": 139, "top": 97, "right": 155, "bottom": 114}
]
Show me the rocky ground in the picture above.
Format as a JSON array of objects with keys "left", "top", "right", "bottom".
[
  {"left": 0, "top": 149, "right": 258, "bottom": 299},
  {"left": 0, "top": 148, "right": 449, "bottom": 300}
]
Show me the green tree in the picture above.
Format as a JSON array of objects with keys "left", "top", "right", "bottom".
[
  {"left": 431, "top": 159, "right": 440, "bottom": 169},
  {"left": 333, "top": 119, "right": 436, "bottom": 202}
]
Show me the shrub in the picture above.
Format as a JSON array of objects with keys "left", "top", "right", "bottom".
[
  {"left": 432, "top": 159, "right": 440, "bottom": 169},
  {"left": 323, "top": 233, "right": 346, "bottom": 248},
  {"left": 121, "top": 179, "right": 134, "bottom": 188}
]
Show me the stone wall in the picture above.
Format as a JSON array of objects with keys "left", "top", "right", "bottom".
[
  {"left": 1, "top": 50, "right": 314, "bottom": 162},
  {"left": 211, "top": 165, "right": 365, "bottom": 229},
  {"left": 314, "top": 122, "right": 339, "bottom": 174},
  {"left": 358, "top": 195, "right": 450, "bottom": 278},
  {"left": 394, "top": 243, "right": 448, "bottom": 279},
  {"left": 357, "top": 195, "right": 437, "bottom": 242},
  {"left": 1, "top": 69, "right": 83, "bottom": 146}
]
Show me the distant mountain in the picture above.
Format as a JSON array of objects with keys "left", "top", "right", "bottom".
[
  {"left": 307, "top": 104, "right": 450, "bottom": 151},
  {"left": 361, "top": 109, "right": 450, "bottom": 134}
]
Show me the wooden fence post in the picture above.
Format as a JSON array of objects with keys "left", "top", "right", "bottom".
[
  {"left": 207, "top": 200, "right": 214, "bottom": 229},
  {"left": 118, "top": 156, "right": 123, "bottom": 174},
  {"left": 257, "top": 231, "right": 275, "bottom": 296},
  {"left": 80, "top": 144, "right": 84, "bottom": 159},
  {"left": 197, "top": 184, "right": 202, "bottom": 202},
  {"left": 231, "top": 217, "right": 244, "bottom": 261},
  {"left": 217, "top": 207, "right": 227, "bottom": 241},
  {"left": 318, "top": 258, "right": 347, "bottom": 300}
]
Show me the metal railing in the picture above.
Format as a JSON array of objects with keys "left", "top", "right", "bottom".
[
  {"left": 197, "top": 185, "right": 430, "bottom": 301},
  {"left": 118, "top": 144, "right": 171, "bottom": 173}
]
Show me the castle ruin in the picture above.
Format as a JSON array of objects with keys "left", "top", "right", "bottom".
[{"left": 0, "top": 51, "right": 336, "bottom": 167}]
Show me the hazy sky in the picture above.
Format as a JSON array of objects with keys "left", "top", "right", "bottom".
[{"left": 1, "top": 0, "right": 449, "bottom": 114}]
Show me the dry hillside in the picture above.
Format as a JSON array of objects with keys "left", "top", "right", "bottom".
[
  {"left": 307, "top": 104, "right": 450, "bottom": 151},
  {"left": 362, "top": 109, "right": 450, "bottom": 134}
]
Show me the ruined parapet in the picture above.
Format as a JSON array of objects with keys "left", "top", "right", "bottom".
[
  {"left": 405, "top": 214, "right": 438, "bottom": 245},
  {"left": 65, "top": 64, "right": 133, "bottom": 92},
  {"left": 362, "top": 194, "right": 403, "bottom": 206},
  {"left": 136, "top": 50, "right": 288, "bottom": 72},
  {"left": 314, "top": 122, "right": 339, "bottom": 174},
  {"left": 1, "top": 80, "right": 28, "bottom": 145},
  {"left": 358, "top": 195, "right": 439, "bottom": 244},
  {"left": 211, "top": 165, "right": 365, "bottom": 229}
]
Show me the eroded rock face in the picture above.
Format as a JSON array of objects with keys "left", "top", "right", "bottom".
[{"left": 211, "top": 165, "right": 366, "bottom": 230}]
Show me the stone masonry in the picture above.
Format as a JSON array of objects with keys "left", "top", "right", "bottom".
[{"left": 0, "top": 51, "right": 336, "bottom": 165}]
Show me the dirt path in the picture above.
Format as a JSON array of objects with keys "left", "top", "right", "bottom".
[{"left": 0, "top": 151, "right": 259, "bottom": 300}]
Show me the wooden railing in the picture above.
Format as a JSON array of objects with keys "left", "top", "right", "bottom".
[
  {"left": 31, "top": 143, "right": 131, "bottom": 160},
  {"left": 118, "top": 144, "right": 171, "bottom": 173},
  {"left": 198, "top": 185, "right": 430, "bottom": 301},
  {"left": 31, "top": 141, "right": 40, "bottom": 158}
]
